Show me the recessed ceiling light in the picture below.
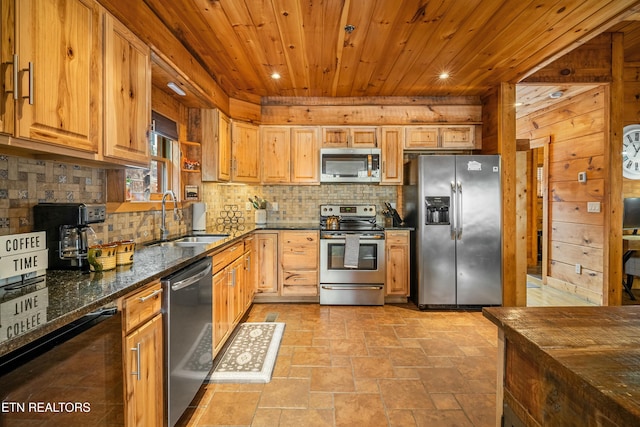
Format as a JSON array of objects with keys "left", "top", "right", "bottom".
[
  {"left": 167, "top": 82, "right": 186, "bottom": 96},
  {"left": 439, "top": 72, "right": 450, "bottom": 80},
  {"left": 271, "top": 72, "right": 281, "bottom": 80},
  {"left": 549, "top": 90, "right": 564, "bottom": 99}
]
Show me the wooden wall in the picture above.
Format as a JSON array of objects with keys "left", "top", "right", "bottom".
[
  {"left": 623, "top": 59, "right": 640, "bottom": 196},
  {"left": 260, "top": 97, "right": 482, "bottom": 125},
  {"left": 517, "top": 86, "right": 608, "bottom": 304},
  {"left": 482, "top": 84, "right": 522, "bottom": 307}
]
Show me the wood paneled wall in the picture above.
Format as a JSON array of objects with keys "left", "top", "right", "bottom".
[
  {"left": 623, "top": 59, "right": 640, "bottom": 196},
  {"left": 482, "top": 84, "right": 522, "bottom": 307},
  {"left": 260, "top": 96, "right": 482, "bottom": 125},
  {"left": 517, "top": 86, "right": 608, "bottom": 304}
]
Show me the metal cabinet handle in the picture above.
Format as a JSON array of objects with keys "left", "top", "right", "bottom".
[
  {"left": 131, "top": 343, "right": 141, "bottom": 381},
  {"left": 138, "top": 288, "right": 162, "bottom": 302},
  {"left": 5, "top": 54, "right": 18, "bottom": 100},
  {"left": 21, "top": 61, "right": 33, "bottom": 105},
  {"left": 245, "top": 254, "right": 251, "bottom": 272}
]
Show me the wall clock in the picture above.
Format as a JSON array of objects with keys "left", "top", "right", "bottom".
[{"left": 623, "top": 124, "right": 640, "bottom": 179}]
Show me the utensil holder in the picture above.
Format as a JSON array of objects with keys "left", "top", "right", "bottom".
[{"left": 255, "top": 209, "right": 267, "bottom": 225}]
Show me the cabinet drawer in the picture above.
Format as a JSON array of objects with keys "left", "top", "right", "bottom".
[
  {"left": 281, "top": 231, "right": 318, "bottom": 269},
  {"left": 122, "top": 281, "right": 163, "bottom": 333},
  {"left": 281, "top": 283, "right": 318, "bottom": 296},
  {"left": 213, "top": 242, "right": 244, "bottom": 272},
  {"left": 385, "top": 231, "right": 409, "bottom": 245},
  {"left": 282, "top": 270, "right": 318, "bottom": 286}
]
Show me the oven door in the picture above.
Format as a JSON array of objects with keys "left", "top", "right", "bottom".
[{"left": 320, "top": 235, "right": 385, "bottom": 283}]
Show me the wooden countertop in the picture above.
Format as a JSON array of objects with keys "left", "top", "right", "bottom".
[{"left": 483, "top": 306, "right": 640, "bottom": 425}]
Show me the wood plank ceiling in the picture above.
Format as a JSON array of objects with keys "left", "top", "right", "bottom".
[{"left": 142, "top": 0, "right": 640, "bottom": 109}]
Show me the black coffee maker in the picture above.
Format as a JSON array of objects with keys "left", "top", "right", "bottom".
[{"left": 33, "top": 203, "right": 106, "bottom": 270}]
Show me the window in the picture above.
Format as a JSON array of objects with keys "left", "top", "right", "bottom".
[
  {"left": 125, "top": 133, "right": 174, "bottom": 201},
  {"left": 125, "top": 111, "right": 178, "bottom": 201}
]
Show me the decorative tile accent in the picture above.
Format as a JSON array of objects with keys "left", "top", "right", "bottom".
[
  {"left": 58, "top": 175, "right": 67, "bottom": 184},
  {"left": 0, "top": 189, "right": 7, "bottom": 199},
  {"left": 45, "top": 190, "right": 54, "bottom": 200},
  {"left": 0, "top": 218, "right": 9, "bottom": 228},
  {"left": 18, "top": 190, "right": 28, "bottom": 199}
]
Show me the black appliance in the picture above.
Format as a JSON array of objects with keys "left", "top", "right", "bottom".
[{"left": 33, "top": 203, "right": 106, "bottom": 270}]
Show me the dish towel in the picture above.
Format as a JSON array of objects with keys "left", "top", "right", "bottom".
[{"left": 343, "top": 234, "right": 360, "bottom": 268}]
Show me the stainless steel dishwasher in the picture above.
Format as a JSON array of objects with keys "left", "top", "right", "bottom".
[{"left": 162, "top": 257, "right": 213, "bottom": 427}]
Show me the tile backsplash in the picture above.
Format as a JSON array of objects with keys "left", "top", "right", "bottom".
[{"left": 0, "top": 154, "right": 398, "bottom": 243}]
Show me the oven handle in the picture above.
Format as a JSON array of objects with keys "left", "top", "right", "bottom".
[
  {"left": 321, "top": 285, "right": 384, "bottom": 290},
  {"left": 320, "top": 234, "right": 384, "bottom": 240}
]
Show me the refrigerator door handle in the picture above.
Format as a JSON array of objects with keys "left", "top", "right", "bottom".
[
  {"left": 450, "top": 181, "right": 457, "bottom": 239},
  {"left": 457, "top": 181, "right": 463, "bottom": 239}
]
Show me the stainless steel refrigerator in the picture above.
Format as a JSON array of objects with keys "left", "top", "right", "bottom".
[{"left": 403, "top": 155, "right": 502, "bottom": 308}]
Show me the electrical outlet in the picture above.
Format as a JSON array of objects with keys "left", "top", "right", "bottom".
[
  {"left": 575, "top": 263, "right": 582, "bottom": 274},
  {"left": 587, "top": 202, "right": 601, "bottom": 213},
  {"left": 271, "top": 202, "right": 279, "bottom": 212},
  {"left": 578, "top": 172, "right": 587, "bottom": 183},
  {"left": 245, "top": 202, "right": 253, "bottom": 211}
]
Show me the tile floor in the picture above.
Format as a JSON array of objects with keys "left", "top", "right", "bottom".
[{"left": 181, "top": 303, "right": 498, "bottom": 427}]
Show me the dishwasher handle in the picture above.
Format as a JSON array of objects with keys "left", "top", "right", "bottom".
[{"left": 169, "top": 262, "right": 212, "bottom": 291}]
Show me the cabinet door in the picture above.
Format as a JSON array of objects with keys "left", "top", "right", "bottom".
[
  {"left": 218, "top": 111, "right": 232, "bottom": 180},
  {"left": 351, "top": 127, "right": 377, "bottom": 147},
  {"left": 229, "top": 256, "right": 245, "bottom": 325},
  {"left": 0, "top": 0, "right": 15, "bottom": 135},
  {"left": 244, "top": 249, "right": 254, "bottom": 310},
  {"left": 124, "top": 314, "right": 163, "bottom": 427},
  {"left": 380, "top": 127, "right": 403, "bottom": 184},
  {"left": 103, "top": 13, "right": 151, "bottom": 166},
  {"left": 291, "top": 127, "right": 319, "bottom": 183},
  {"left": 213, "top": 268, "right": 229, "bottom": 351},
  {"left": 15, "top": 0, "right": 101, "bottom": 153},
  {"left": 440, "top": 126, "right": 475, "bottom": 149},
  {"left": 254, "top": 232, "right": 278, "bottom": 294},
  {"left": 385, "top": 231, "right": 410, "bottom": 296},
  {"left": 405, "top": 126, "right": 438, "bottom": 149},
  {"left": 321, "top": 127, "right": 349, "bottom": 147},
  {"left": 262, "top": 126, "right": 290, "bottom": 183},
  {"left": 232, "top": 121, "right": 260, "bottom": 182}
]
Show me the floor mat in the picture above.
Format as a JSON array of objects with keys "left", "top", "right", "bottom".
[{"left": 209, "top": 322, "right": 285, "bottom": 383}]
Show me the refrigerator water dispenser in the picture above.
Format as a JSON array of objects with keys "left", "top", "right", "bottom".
[{"left": 425, "top": 197, "right": 450, "bottom": 224}]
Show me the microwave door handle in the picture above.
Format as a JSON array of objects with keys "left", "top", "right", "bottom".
[{"left": 367, "top": 154, "right": 372, "bottom": 177}]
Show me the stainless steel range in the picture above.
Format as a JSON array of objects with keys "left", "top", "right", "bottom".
[{"left": 319, "top": 204, "right": 385, "bottom": 305}]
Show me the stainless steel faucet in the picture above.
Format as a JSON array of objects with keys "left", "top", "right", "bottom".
[{"left": 161, "top": 190, "right": 179, "bottom": 240}]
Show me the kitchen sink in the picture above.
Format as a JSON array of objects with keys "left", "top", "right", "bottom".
[
  {"left": 148, "top": 234, "right": 229, "bottom": 247},
  {"left": 174, "top": 235, "right": 229, "bottom": 244}
]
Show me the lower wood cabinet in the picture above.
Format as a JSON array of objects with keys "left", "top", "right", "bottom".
[
  {"left": 120, "top": 281, "right": 164, "bottom": 427},
  {"left": 385, "top": 230, "right": 410, "bottom": 299},
  {"left": 213, "top": 266, "right": 230, "bottom": 352},
  {"left": 254, "top": 231, "right": 279, "bottom": 294},
  {"left": 280, "top": 230, "right": 319, "bottom": 296},
  {"left": 212, "top": 238, "right": 255, "bottom": 355}
]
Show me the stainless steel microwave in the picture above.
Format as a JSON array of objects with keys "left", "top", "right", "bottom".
[{"left": 320, "top": 148, "right": 381, "bottom": 183}]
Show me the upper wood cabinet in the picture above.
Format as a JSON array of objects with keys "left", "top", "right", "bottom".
[
  {"left": 405, "top": 125, "right": 478, "bottom": 150},
  {"left": 404, "top": 126, "right": 439, "bottom": 149},
  {"left": 321, "top": 126, "right": 377, "bottom": 148},
  {"left": 103, "top": 12, "right": 151, "bottom": 166},
  {"left": 261, "top": 126, "right": 319, "bottom": 184},
  {"left": 188, "top": 108, "right": 231, "bottom": 182},
  {"left": 261, "top": 126, "right": 290, "bottom": 183},
  {"left": 291, "top": 127, "right": 319, "bottom": 183},
  {"left": 440, "top": 126, "right": 476, "bottom": 149},
  {"left": 379, "top": 127, "right": 403, "bottom": 185},
  {"left": 231, "top": 121, "right": 260, "bottom": 183},
  {"left": 6, "top": 0, "right": 102, "bottom": 153}
]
